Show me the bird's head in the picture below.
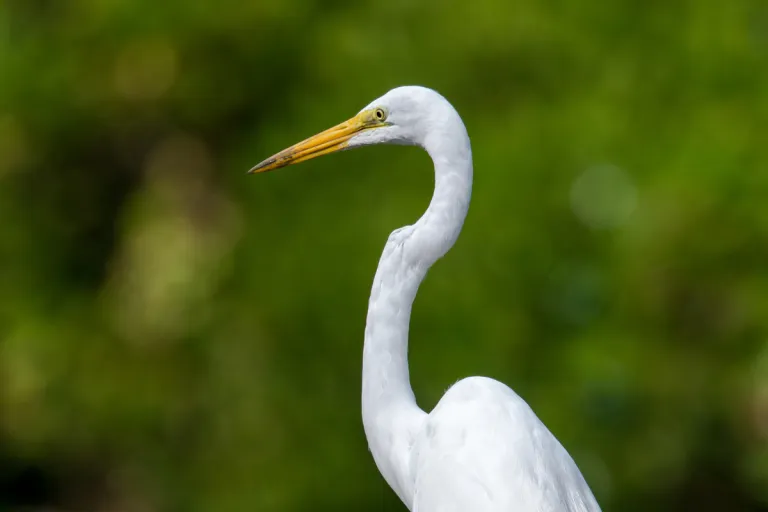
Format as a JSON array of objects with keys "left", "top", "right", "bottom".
[{"left": 248, "top": 86, "right": 452, "bottom": 173}]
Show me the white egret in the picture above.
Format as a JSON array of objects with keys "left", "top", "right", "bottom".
[{"left": 250, "top": 86, "right": 601, "bottom": 512}]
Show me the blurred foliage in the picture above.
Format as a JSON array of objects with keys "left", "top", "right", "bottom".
[{"left": 1, "top": 0, "right": 768, "bottom": 510}]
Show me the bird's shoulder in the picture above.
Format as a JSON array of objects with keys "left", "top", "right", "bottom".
[
  {"left": 409, "top": 376, "right": 600, "bottom": 512},
  {"left": 414, "top": 376, "right": 549, "bottom": 469}
]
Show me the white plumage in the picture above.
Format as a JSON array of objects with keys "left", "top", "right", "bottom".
[{"left": 251, "top": 86, "right": 601, "bottom": 511}]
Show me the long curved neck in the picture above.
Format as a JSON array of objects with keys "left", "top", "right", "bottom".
[{"left": 361, "top": 119, "right": 473, "bottom": 507}]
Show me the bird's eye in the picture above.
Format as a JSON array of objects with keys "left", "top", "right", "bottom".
[{"left": 374, "top": 108, "right": 387, "bottom": 121}]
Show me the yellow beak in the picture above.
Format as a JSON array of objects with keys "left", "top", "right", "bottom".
[{"left": 248, "top": 109, "right": 387, "bottom": 174}]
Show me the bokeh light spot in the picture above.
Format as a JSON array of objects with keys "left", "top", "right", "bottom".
[
  {"left": 113, "top": 38, "right": 177, "bottom": 102},
  {"left": 570, "top": 164, "right": 638, "bottom": 230},
  {"left": 0, "top": 116, "right": 28, "bottom": 177}
]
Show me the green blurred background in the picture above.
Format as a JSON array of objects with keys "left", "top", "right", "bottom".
[{"left": 1, "top": 0, "right": 768, "bottom": 510}]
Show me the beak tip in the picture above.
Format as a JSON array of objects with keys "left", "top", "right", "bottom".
[{"left": 247, "top": 161, "right": 268, "bottom": 174}]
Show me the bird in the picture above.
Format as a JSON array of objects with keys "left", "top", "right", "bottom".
[{"left": 249, "top": 86, "right": 601, "bottom": 512}]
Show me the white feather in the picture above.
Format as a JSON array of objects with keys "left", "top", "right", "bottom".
[{"left": 353, "top": 86, "right": 601, "bottom": 511}]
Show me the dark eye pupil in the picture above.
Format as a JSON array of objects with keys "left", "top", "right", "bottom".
[{"left": 376, "top": 110, "right": 383, "bottom": 119}]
